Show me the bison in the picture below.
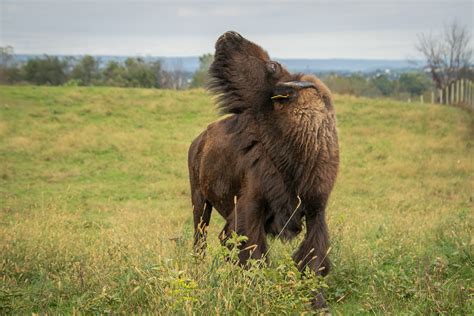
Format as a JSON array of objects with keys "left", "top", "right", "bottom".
[{"left": 188, "top": 31, "right": 339, "bottom": 307}]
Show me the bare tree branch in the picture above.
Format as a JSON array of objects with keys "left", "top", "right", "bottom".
[{"left": 416, "top": 21, "right": 473, "bottom": 90}]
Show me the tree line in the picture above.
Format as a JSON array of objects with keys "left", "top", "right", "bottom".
[
  {"left": 0, "top": 21, "right": 471, "bottom": 102},
  {"left": 0, "top": 47, "right": 438, "bottom": 98},
  {"left": 0, "top": 47, "right": 469, "bottom": 103},
  {"left": 321, "top": 72, "right": 435, "bottom": 100},
  {"left": 0, "top": 47, "right": 193, "bottom": 89}
]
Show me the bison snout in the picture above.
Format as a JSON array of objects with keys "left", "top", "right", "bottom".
[
  {"left": 223, "top": 31, "right": 242, "bottom": 39},
  {"left": 215, "top": 31, "right": 243, "bottom": 49}
]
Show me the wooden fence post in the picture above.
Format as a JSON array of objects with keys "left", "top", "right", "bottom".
[
  {"left": 446, "top": 86, "right": 449, "bottom": 105},
  {"left": 461, "top": 79, "right": 464, "bottom": 103},
  {"left": 469, "top": 81, "right": 474, "bottom": 106},
  {"left": 431, "top": 91, "right": 434, "bottom": 104},
  {"left": 469, "top": 81, "right": 472, "bottom": 106},
  {"left": 455, "top": 80, "right": 459, "bottom": 104},
  {"left": 467, "top": 80, "right": 470, "bottom": 106},
  {"left": 466, "top": 80, "right": 471, "bottom": 105},
  {"left": 455, "top": 81, "right": 457, "bottom": 104},
  {"left": 439, "top": 89, "right": 443, "bottom": 104},
  {"left": 420, "top": 95, "right": 424, "bottom": 103},
  {"left": 467, "top": 81, "right": 473, "bottom": 106},
  {"left": 451, "top": 83, "right": 455, "bottom": 104},
  {"left": 445, "top": 86, "right": 448, "bottom": 105},
  {"left": 468, "top": 81, "right": 471, "bottom": 106}
]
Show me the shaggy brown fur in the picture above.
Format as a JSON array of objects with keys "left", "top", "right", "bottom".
[{"left": 188, "top": 31, "right": 339, "bottom": 307}]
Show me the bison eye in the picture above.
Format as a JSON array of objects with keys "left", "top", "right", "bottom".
[{"left": 266, "top": 62, "right": 279, "bottom": 74}]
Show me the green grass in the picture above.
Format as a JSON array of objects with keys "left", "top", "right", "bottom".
[{"left": 0, "top": 85, "right": 472, "bottom": 314}]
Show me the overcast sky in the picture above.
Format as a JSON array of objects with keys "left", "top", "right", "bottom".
[{"left": 1, "top": 0, "right": 472, "bottom": 59}]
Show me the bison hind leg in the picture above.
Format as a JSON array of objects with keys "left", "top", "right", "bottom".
[{"left": 218, "top": 223, "right": 231, "bottom": 246}]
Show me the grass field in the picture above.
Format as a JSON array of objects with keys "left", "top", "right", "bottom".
[{"left": 1, "top": 85, "right": 472, "bottom": 314}]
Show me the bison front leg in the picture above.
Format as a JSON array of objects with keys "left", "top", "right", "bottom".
[
  {"left": 293, "top": 209, "right": 330, "bottom": 275},
  {"left": 226, "top": 193, "right": 268, "bottom": 265},
  {"left": 293, "top": 204, "right": 330, "bottom": 309}
]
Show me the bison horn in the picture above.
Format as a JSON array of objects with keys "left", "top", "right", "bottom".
[{"left": 281, "top": 81, "right": 316, "bottom": 89}]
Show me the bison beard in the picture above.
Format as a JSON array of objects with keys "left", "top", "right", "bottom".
[{"left": 188, "top": 31, "right": 339, "bottom": 308}]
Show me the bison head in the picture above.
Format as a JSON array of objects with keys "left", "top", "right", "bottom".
[
  {"left": 209, "top": 31, "right": 294, "bottom": 114},
  {"left": 209, "top": 31, "right": 330, "bottom": 115},
  {"left": 270, "top": 75, "right": 333, "bottom": 112}
]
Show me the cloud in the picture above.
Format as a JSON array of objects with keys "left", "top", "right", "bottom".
[
  {"left": 176, "top": 7, "right": 199, "bottom": 17},
  {"left": 1, "top": 0, "right": 472, "bottom": 58},
  {"left": 177, "top": 6, "right": 245, "bottom": 17}
]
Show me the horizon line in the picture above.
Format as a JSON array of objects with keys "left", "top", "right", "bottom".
[{"left": 11, "top": 53, "right": 422, "bottom": 62}]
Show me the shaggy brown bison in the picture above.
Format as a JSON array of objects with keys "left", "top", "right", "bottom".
[{"left": 188, "top": 31, "right": 339, "bottom": 307}]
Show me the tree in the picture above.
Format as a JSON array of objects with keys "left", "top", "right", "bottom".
[
  {"left": 0, "top": 46, "right": 20, "bottom": 83},
  {"left": 71, "top": 55, "right": 100, "bottom": 86},
  {"left": 323, "top": 73, "right": 379, "bottom": 96},
  {"left": 373, "top": 74, "right": 395, "bottom": 96},
  {"left": 123, "top": 57, "right": 161, "bottom": 88},
  {"left": 148, "top": 60, "right": 162, "bottom": 88},
  {"left": 0, "top": 46, "right": 14, "bottom": 68},
  {"left": 416, "top": 21, "right": 473, "bottom": 90},
  {"left": 103, "top": 60, "right": 126, "bottom": 87},
  {"left": 399, "top": 73, "right": 431, "bottom": 96},
  {"left": 160, "top": 60, "right": 188, "bottom": 90},
  {"left": 190, "top": 53, "right": 213, "bottom": 88},
  {"left": 23, "top": 56, "right": 69, "bottom": 85}
]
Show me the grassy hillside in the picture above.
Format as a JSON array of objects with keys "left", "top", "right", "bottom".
[{"left": 1, "top": 85, "right": 472, "bottom": 314}]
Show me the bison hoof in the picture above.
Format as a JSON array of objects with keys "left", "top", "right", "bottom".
[{"left": 312, "top": 292, "right": 329, "bottom": 311}]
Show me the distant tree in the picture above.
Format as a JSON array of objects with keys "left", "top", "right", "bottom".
[
  {"left": 169, "top": 60, "right": 188, "bottom": 89},
  {"left": 23, "top": 56, "right": 69, "bottom": 85},
  {"left": 159, "top": 70, "right": 174, "bottom": 89},
  {"left": 160, "top": 60, "right": 189, "bottom": 90},
  {"left": 123, "top": 57, "right": 161, "bottom": 88},
  {"left": 324, "top": 73, "right": 381, "bottom": 96},
  {"left": 322, "top": 71, "right": 433, "bottom": 99},
  {"left": 372, "top": 74, "right": 395, "bottom": 96},
  {"left": 190, "top": 53, "right": 213, "bottom": 88},
  {"left": 103, "top": 60, "right": 126, "bottom": 86},
  {"left": 0, "top": 46, "right": 21, "bottom": 83},
  {"left": 148, "top": 60, "right": 163, "bottom": 88},
  {"left": 71, "top": 55, "right": 100, "bottom": 86},
  {"left": 399, "top": 72, "right": 431, "bottom": 96},
  {"left": 416, "top": 21, "right": 473, "bottom": 90},
  {"left": 0, "top": 46, "right": 14, "bottom": 68}
]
